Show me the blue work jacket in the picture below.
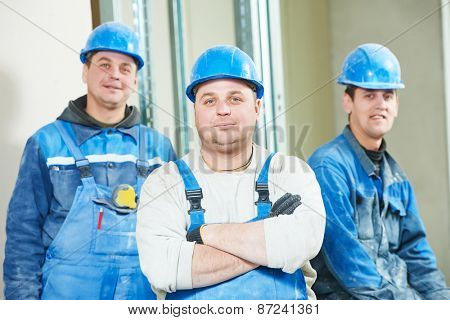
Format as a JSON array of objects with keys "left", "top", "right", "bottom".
[
  {"left": 308, "top": 126, "right": 449, "bottom": 300},
  {"left": 4, "top": 113, "right": 176, "bottom": 299}
]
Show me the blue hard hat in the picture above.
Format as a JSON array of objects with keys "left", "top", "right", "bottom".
[
  {"left": 80, "top": 22, "right": 144, "bottom": 70},
  {"left": 186, "top": 45, "right": 264, "bottom": 103},
  {"left": 337, "top": 43, "right": 404, "bottom": 89}
]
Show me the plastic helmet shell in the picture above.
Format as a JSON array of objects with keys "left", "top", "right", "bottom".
[
  {"left": 186, "top": 45, "right": 264, "bottom": 103},
  {"left": 80, "top": 22, "right": 144, "bottom": 70},
  {"left": 337, "top": 43, "right": 404, "bottom": 89}
]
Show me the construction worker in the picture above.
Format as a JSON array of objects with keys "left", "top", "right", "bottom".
[
  {"left": 3, "top": 22, "right": 177, "bottom": 299},
  {"left": 308, "top": 43, "right": 450, "bottom": 299},
  {"left": 136, "top": 45, "right": 326, "bottom": 299}
]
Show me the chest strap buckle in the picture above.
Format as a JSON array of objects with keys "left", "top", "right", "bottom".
[
  {"left": 255, "top": 182, "right": 271, "bottom": 205},
  {"left": 185, "top": 189, "right": 205, "bottom": 214}
]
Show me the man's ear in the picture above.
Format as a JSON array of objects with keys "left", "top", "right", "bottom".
[
  {"left": 393, "top": 94, "right": 399, "bottom": 118},
  {"left": 130, "top": 70, "right": 138, "bottom": 89},
  {"left": 342, "top": 92, "right": 353, "bottom": 115},
  {"left": 82, "top": 64, "right": 88, "bottom": 84},
  {"left": 255, "top": 98, "right": 262, "bottom": 116}
]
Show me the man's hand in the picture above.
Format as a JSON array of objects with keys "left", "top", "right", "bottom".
[
  {"left": 186, "top": 225, "right": 204, "bottom": 244},
  {"left": 186, "top": 192, "right": 302, "bottom": 244},
  {"left": 270, "top": 193, "right": 302, "bottom": 217}
]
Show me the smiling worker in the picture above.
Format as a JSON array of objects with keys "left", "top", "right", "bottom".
[
  {"left": 137, "top": 45, "right": 326, "bottom": 299},
  {"left": 3, "top": 22, "right": 176, "bottom": 299},
  {"left": 308, "top": 43, "right": 450, "bottom": 299}
]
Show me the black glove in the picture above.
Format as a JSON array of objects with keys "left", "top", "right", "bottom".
[
  {"left": 270, "top": 193, "right": 302, "bottom": 217},
  {"left": 186, "top": 225, "right": 204, "bottom": 244}
]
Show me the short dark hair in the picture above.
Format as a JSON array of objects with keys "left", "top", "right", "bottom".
[
  {"left": 344, "top": 85, "right": 397, "bottom": 101},
  {"left": 85, "top": 51, "right": 97, "bottom": 68},
  {"left": 344, "top": 85, "right": 357, "bottom": 100}
]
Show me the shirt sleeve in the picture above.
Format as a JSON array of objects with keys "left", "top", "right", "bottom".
[
  {"left": 4, "top": 136, "right": 51, "bottom": 299},
  {"left": 263, "top": 155, "right": 326, "bottom": 273},
  {"left": 136, "top": 164, "right": 195, "bottom": 293},
  {"left": 310, "top": 163, "right": 423, "bottom": 299},
  {"left": 396, "top": 182, "right": 450, "bottom": 300}
]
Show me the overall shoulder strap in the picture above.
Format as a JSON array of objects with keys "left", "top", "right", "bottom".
[
  {"left": 252, "top": 152, "right": 276, "bottom": 221},
  {"left": 54, "top": 120, "right": 93, "bottom": 181},
  {"left": 174, "top": 159, "right": 205, "bottom": 231}
]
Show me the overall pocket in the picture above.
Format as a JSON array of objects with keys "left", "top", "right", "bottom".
[
  {"left": 91, "top": 203, "right": 138, "bottom": 256},
  {"left": 49, "top": 167, "right": 81, "bottom": 211}
]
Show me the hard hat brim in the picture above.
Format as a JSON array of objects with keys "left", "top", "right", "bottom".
[
  {"left": 186, "top": 74, "right": 264, "bottom": 103},
  {"left": 337, "top": 78, "right": 405, "bottom": 89}
]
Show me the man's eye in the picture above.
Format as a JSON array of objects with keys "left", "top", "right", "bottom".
[
  {"left": 366, "top": 94, "right": 374, "bottom": 99},
  {"left": 230, "top": 96, "right": 242, "bottom": 103},
  {"left": 100, "top": 63, "right": 111, "bottom": 70},
  {"left": 204, "top": 99, "right": 215, "bottom": 105}
]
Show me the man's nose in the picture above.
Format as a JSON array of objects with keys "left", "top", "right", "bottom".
[
  {"left": 216, "top": 100, "right": 231, "bottom": 115},
  {"left": 108, "top": 66, "right": 120, "bottom": 80},
  {"left": 375, "top": 94, "right": 388, "bottom": 110}
]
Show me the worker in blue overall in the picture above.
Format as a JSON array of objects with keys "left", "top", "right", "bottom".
[
  {"left": 136, "top": 45, "right": 326, "bottom": 299},
  {"left": 3, "top": 22, "right": 177, "bottom": 299},
  {"left": 308, "top": 43, "right": 450, "bottom": 299}
]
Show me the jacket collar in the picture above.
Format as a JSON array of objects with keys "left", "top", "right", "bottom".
[
  {"left": 342, "top": 125, "right": 377, "bottom": 176},
  {"left": 56, "top": 94, "right": 141, "bottom": 146}
]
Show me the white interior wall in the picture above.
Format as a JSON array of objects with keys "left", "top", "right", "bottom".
[{"left": 280, "top": 0, "right": 335, "bottom": 159}]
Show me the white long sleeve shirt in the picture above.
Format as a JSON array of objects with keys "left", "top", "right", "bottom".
[{"left": 136, "top": 145, "right": 326, "bottom": 299}]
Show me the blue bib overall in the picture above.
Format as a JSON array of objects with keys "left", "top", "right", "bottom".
[
  {"left": 41, "top": 120, "right": 155, "bottom": 299},
  {"left": 167, "top": 154, "right": 308, "bottom": 300}
]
